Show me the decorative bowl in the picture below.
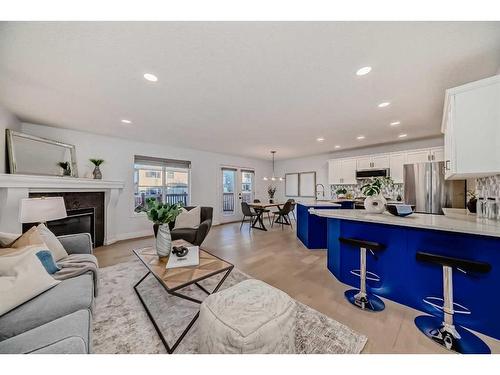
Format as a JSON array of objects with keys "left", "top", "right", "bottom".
[{"left": 386, "top": 204, "right": 415, "bottom": 217}]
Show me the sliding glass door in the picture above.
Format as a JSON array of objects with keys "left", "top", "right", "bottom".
[{"left": 220, "top": 167, "right": 255, "bottom": 223}]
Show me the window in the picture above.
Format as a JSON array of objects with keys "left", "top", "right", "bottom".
[
  {"left": 241, "top": 170, "right": 254, "bottom": 203},
  {"left": 134, "top": 155, "right": 191, "bottom": 212}
]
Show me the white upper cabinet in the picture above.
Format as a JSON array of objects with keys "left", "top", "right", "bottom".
[
  {"left": 430, "top": 147, "right": 444, "bottom": 162},
  {"left": 406, "top": 149, "right": 432, "bottom": 164},
  {"left": 341, "top": 159, "right": 357, "bottom": 184},
  {"left": 389, "top": 152, "right": 407, "bottom": 183},
  {"left": 356, "top": 157, "right": 372, "bottom": 170},
  {"left": 328, "top": 158, "right": 356, "bottom": 185},
  {"left": 442, "top": 74, "right": 500, "bottom": 179},
  {"left": 356, "top": 154, "right": 389, "bottom": 170}
]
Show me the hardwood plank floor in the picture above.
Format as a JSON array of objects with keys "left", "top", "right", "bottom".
[{"left": 94, "top": 221, "right": 500, "bottom": 354}]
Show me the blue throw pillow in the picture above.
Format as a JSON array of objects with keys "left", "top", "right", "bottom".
[{"left": 36, "top": 250, "right": 61, "bottom": 274}]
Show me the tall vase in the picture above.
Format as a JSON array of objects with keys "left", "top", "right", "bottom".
[
  {"left": 364, "top": 194, "right": 387, "bottom": 214},
  {"left": 93, "top": 165, "right": 102, "bottom": 180},
  {"left": 155, "top": 224, "right": 172, "bottom": 258}
]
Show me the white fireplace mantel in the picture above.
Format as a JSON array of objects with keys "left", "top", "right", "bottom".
[{"left": 0, "top": 173, "right": 125, "bottom": 245}]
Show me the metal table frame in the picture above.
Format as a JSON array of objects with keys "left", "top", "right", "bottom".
[{"left": 133, "top": 249, "right": 233, "bottom": 354}]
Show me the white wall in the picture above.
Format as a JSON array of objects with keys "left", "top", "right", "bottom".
[
  {"left": 274, "top": 136, "right": 444, "bottom": 202},
  {"left": 0, "top": 105, "right": 21, "bottom": 173},
  {"left": 19, "top": 123, "right": 273, "bottom": 240}
]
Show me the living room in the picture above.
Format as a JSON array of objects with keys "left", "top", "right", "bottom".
[{"left": 2, "top": 1, "right": 500, "bottom": 374}]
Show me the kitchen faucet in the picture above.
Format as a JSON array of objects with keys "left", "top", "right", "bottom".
[{"left": 316, "top": 184, "right": 325, "bottom": 199}]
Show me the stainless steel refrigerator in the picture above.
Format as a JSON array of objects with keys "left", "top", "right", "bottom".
[{"left": 403, "top": 161, "right": 466, "bottom": 214}]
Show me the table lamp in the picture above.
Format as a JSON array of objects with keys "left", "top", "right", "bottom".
[{"left": 19, "top": 197, "right": 67, "bottom": 225}]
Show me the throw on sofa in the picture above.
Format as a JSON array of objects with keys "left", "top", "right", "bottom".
[{"left": 169, "top": 206, "right": 213, "bottom": 246}]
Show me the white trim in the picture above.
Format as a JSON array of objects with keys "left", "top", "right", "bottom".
[
  {"left": 114, "top": 229, "right": 153, "bottom": 243},
  {"left": 0, "top": 173, "right": 124, "bottom": 189}
]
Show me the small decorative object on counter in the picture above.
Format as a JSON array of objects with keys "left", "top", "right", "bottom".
[
  {"left": 89, "top": 158, "right": 104, "bottom": 179},
  {"left": 57, "top": 161, "right": 71, "bottom": 176},
  {"left": 268, "top": 185, "right": 277, "bottom": 204},
  {"left": 361, "top": 177, "right": 393, "bottom": 214},
  {"left": 140, "top": 197, "right": 183, "bottom": 257},
  {"left": 466, "top": 190, "right": 477, "bottom": 213},
  {"left": 335, "top": 187, "right": 347, "bottom": 199},
  {"left": 386, "top": 204, "right": 415, "bottom": 217}
]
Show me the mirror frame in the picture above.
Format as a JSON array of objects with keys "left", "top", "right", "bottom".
[{"left": 6, "top": 129, "right": 78, "bottom": 177}]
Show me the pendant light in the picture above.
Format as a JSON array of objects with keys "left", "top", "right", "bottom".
[{"left": 263, "top": 151, "right": 283, "bottom": 181}]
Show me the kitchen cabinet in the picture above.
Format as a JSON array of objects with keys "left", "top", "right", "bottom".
[
  {"left": 442, "top": 74, "right": 500, "bottom": 179},
  {"left": 328, "top": 158, "right": 357, "bottom": 185},
  {"left": 430, "top": 147, "right": 444, "bottom": 162},
  {"left": 389, "top": 152, "right": 406, "bottom": 183},
  {"left": 357, "top": 154, "right": 390, "bottom": 170},
  {"left": 406, "top": 149, "right": 432, "bottom": 164}
]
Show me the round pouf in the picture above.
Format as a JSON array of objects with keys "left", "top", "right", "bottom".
[{"left": 198, "top": 279, "right": 296, "bottom": 354}]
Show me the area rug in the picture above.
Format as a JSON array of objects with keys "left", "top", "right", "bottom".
[{"left": 92, "top": 258, "right": 367, "bottom": 354}]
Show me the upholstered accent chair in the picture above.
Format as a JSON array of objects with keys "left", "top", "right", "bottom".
[{"left": 169, "top": 206, "right": 213, "bottom": 246}]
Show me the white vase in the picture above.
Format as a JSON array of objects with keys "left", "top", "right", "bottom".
[
  {"left": 156, "top": 224, "right": 172, "bottom": 257},
  {"left": 364, "top": 194, "right": 387, "bottom": 214}
]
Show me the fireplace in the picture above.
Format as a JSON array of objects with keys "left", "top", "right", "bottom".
[{"left": 24, "top": 192, "right": 105, "bottom": 247}]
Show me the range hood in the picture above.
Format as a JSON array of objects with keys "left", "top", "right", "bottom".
[{"left": 356, "top": 168, "right": 390, "bottom": 180}]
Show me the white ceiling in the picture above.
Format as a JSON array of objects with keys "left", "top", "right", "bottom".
[{"left": 0, "top": 22, "right": 499, "bottom": 160}]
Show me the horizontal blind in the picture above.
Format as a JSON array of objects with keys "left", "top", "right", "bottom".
[
  {"left": 134, "top": 155, "right": 191, "bottom": 169},
  {"left": 221, "top": 167, "right": 237, "bottom": 171},
  {"left": 241, "top": 169, "right": 255, "bottom": 174}
]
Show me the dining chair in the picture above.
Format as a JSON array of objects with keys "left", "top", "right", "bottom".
[
  {"left": 271, "top": 201, "right": 294, "bottom": 230},
  {"left": 253, "top": 199, "right": 272, "bottom": 226},
  {"left": 240, "top": 202, "right": 258, "bottom": 231},
  {"left": 287, "top": 198, "right": 296, "bottom": 221}
]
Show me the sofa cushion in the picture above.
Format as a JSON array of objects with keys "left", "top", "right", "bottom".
[
  {"left": 0, "top": 273, "right": 94, "bottom": 341},
  {"left": 174, "top": 206, "right": 201, "bottom": 229},
  {"left": 0, "top": 309, "right": 91, "bottom": 354},
  {"left": 171, "top": 228, "right": 197, "bottom": 244}
]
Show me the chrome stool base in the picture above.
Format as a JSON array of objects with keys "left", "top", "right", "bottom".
[
  {"left": 345, "top": 289, "right": 385, "bottom": 312},
  {"left": 415, "top": 315, "right": 490, "bottom": 354}
]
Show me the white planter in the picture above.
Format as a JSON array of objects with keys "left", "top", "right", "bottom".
[
  {"left": 364, "top": 194, "right": 387, "bottom": 214},
  {"left": 156, "top": 224, "right": 172, "bottom": 257}
]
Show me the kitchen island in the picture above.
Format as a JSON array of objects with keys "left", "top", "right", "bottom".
[
  {"left": 296, "top": 202, "right": 341, "bottom": 249},
  {"left": 310, "top": 209, "right": 500, "bottom": 340}
]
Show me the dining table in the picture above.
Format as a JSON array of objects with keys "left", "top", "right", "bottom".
[{"left": 247, "top": 202, "right": 290, "bottom": 231}]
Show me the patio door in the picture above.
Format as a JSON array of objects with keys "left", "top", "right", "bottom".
[{"left": 220, "top": 167, "right": 255, "bottom": 223}]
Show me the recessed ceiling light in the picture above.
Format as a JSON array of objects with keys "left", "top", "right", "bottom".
[
  {"left": 356, "top": 66, "right": 372, "bottom": 76},
  {"left": 143, "top": 73, "right": 158, "bottom": 82},
  {"left": 390, "top": 121, "right": 401, "bottom": 126},
  {"left": 398, "top": 133, "right": 408, "bottom": 138},
  {"left": 121, "top": 119, "right": 132, "bottom": 124},
  {"left": 334, "top": 145, "right": 341, "bottom": 149},
  {"left": 378, "top": 102, "right": 390, "bottom": 108},
  {"left": 356, "top": 136, "right": 365, "bottom": 140},
  {"left": 316, "top": 137, "right": 325, "bottom": 142}
]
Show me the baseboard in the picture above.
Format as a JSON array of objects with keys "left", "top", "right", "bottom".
[{"left": 113, "top": 229, "right": 153, "bottom": 243}]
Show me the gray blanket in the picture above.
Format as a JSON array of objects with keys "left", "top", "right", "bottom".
[{"left": 55, "top": 254, "right": 99, "bottom": 296}]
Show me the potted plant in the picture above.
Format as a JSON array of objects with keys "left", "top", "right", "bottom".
[
  {"left": 467, "top": 190, "right": 477, "bottom": 213},
  {"left": 57, "top": 161, "right": 72, "bottom": 176},
  {"left": 140, "top": 198, "right": 183, "bottom": 257},
  {"left": 267, "top": 185, "right": 277, "bottom": 203},
  {"left": 335, "top": 187, "right": 347, "bottom": 199},
  {"left": 89, "top": 158, "right": 104, "bottom": 179},
  {"left": 361, "top": 177, "right": 393, "bottom": 214}
]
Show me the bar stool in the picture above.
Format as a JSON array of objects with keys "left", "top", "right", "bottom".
[
  {"left": 415, "top": 251, "right": 492, "bottom": 354},
  {"left": 339, "top": 237, "right": 385, "bottom": 312}
]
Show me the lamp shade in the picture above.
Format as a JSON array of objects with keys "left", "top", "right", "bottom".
[{"left": 19, "top": 197, "right": 67, "bottom": 223}]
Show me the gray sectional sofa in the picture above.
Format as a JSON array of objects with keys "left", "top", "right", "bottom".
[{"left": 0, "top": 233, "right": 95, "bottom": 354}]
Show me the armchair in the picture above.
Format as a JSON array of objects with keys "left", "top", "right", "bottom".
[{"left": 169, "top": 206, "right": 213, "bottom": 246}]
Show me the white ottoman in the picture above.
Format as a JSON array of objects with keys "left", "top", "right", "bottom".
[{"left": 198, "top": 279, "right": 296, "bottom": 354}]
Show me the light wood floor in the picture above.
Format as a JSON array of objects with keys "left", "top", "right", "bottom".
[{"left": 94, "top": 220, "right": 500, "bottom": 354}]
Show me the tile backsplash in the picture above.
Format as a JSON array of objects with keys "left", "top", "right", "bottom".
[
  {"left": 475, "top": 175, "right": 500, "bottom": 197},
  {"left": 330, "top": 181, "right": 404, "bottom": 200}
]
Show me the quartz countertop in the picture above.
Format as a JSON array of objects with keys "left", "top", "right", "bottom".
[
  {"left": 297, "top": 201, "right": 342, "bottom": 208},
  {"left": 309, "top": 208, "right": 500, "bottom": 238}
]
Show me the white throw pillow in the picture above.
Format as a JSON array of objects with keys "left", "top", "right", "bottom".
[
  {"left": 0, "top": 232, "right": 20, "bottom": 247},
  {"left": 35, "top": 224, "right": 69, "bottom": 261},
  {"left": 174, "top": 206, "right": 201, "bottom": 229},
  {"left": 0, "top": 245, "right": 60, "bottom": 316}
]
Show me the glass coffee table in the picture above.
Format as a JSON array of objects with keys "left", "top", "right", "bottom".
[{"left": 133, "top": 240, "right": 233, "bottom": 353}]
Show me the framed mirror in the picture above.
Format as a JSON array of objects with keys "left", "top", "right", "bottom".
[{"left": 6, "top": 130, "right": 78, "bottom": 177}]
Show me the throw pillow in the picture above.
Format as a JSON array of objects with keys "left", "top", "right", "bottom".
[
  {"left": 35, "top": 250, "right": 61, "bottom": 274},
  {"left": 10, "top": 226, "right": 44, "bottom": 248},
  {"left": 35, "top": 224, "right": 69, "bottom": 262},
  {"left": 0, "top": 245, "right": 60, "bottom": 316},
  {"left": 174, "top": 206, "right": 201, "bottom": 229},
  {"left": 0, "top": 232, "right": 21, "bottom": 248}
]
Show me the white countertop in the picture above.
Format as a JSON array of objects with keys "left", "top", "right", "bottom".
[
  {"left": 309, "top": 209, "right": 500, "bottom": 238},
  {"left": 297, "top": 201, "right": 342, "bottom": 208}
]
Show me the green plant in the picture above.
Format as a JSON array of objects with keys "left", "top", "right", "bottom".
[
  {"left": 336, "top": 187, "right": 347, "bottom": 195},
  {"left": 267, "top": 185, "right": 277, "bottom": 198},
  {"left": 361, "top": 177, "right": 394, "bottom": 197},
  {"left": 89, "top": 158, "right": 104, "bottom": 166},
  {"left": 57, "top": 161, "right": 71, "bottom": 176},
  {"left": 140, "top": 198, "right": 183, "bottom": 225}
]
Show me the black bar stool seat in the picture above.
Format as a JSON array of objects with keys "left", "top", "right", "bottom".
[
  {"left": 415, "top": 251, "right": 492, "bottom": 354},
  {"left": 339, "top": 236, "right": 385, "bottom": 312}
]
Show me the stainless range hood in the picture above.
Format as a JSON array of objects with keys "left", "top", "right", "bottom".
[{"left": 356, "top": 168, "right": 390, "bottom": 180}]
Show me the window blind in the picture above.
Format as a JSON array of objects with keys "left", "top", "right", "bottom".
[{"left": 134, "top": 155, "right": 191, "bottom": 169}]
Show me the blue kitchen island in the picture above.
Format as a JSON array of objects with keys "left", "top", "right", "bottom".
[
  {"left": 310, "top": 208, "right": 500, "bottom": 341},
  {"left": 296, "top": 202, "right": 341, "bottom": 249}
]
